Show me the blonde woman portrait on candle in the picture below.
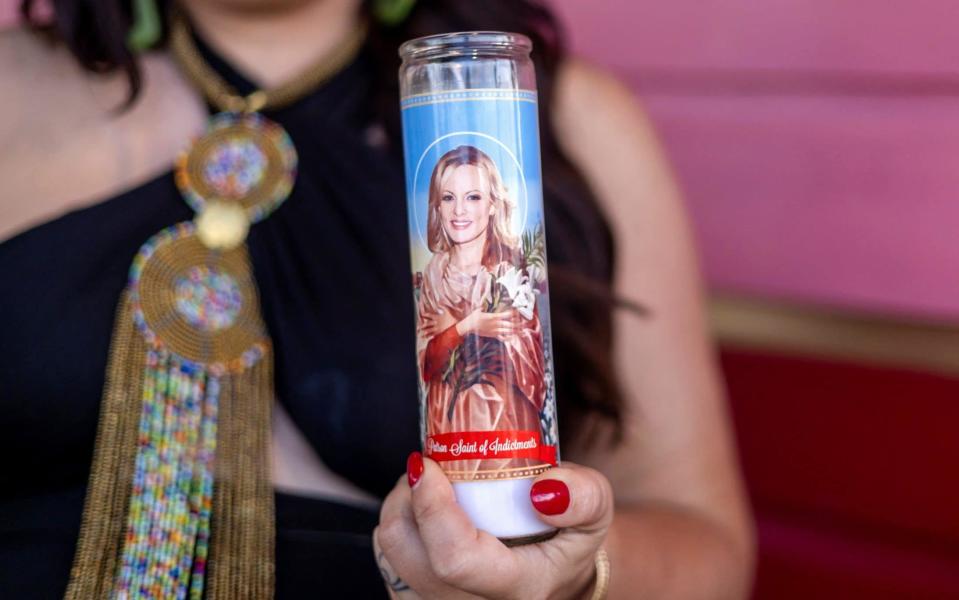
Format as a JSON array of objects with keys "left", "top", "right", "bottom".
[
  {"left": 415, "top": 144, "right": 548, "bottom": 480},
  {"left": 1, "top": 0, "right": 754, "bottom": 598}
]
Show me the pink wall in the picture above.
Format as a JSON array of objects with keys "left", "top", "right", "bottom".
[
  {"left": 0, "top": 1, "right": 16, "bottom": 26},
  {"left": 549, "top": 0, "right": 959, "bottom": 321},
  {"left": 3, "top": 0, "right": 956, "bottom": 320},
  {"left": 549, "top": 0, "right": 959, "bottom": 75}
]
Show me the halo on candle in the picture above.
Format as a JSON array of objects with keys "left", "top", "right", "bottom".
[{"left": 411, "top": 131, "right": 529, "bottom": 259}]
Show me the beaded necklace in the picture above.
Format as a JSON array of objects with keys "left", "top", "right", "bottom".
[{"left": 64, "top": 13, "right": 367, "bottom": 599}]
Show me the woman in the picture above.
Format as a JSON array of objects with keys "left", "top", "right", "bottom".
[
  {"left": 416, "top": 145, "right": 547, "bottom": 479},
  {"left": 1, "top": 0, "right": 754, "bottom": 598}
]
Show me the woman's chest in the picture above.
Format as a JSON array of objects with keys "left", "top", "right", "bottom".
[{"left": 0, "top": 180, "right": 420, "bottom": 497}]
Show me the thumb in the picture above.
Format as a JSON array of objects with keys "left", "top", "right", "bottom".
[{"left": 529, "top": 463, "right": 614, "bottom": 534}]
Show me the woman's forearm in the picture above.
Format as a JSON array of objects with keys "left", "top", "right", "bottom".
[
  {"left": 421, "top": 325, "right": 463, "bottom": 381},
  {"left": 603, "top": 503, "right": 754, "bottom": 600}
]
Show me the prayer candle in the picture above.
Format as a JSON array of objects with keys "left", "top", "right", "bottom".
[{"left": 399, "top": 32, "right": 560, "bottom": 544}]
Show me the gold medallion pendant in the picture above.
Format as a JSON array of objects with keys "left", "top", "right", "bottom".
[
  {"left": 129, "top": 222, "right": 269, "bottom": 374},
  {"left": 176, "top": 112, "right": 297, "bottom": 230}
]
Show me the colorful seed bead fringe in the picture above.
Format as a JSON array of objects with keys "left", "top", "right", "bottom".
[{"left": 111, "top": 350, "right": 217, "bottom": 599}]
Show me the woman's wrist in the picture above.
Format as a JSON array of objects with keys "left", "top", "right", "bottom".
[{"left": 454, "top": 313, "right": 472, "bottom": 336}]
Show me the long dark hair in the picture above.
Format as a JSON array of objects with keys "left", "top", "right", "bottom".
[{"left": 21, "top": 0, "right": 629, "bottom": 449}]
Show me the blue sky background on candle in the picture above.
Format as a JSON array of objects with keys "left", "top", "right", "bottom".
[{"left": 401, "top": 94, "right": 544, "bottom": 273}]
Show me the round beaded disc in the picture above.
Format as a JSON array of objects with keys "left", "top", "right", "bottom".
[
  {"left": 176, "top": 112, "right": 297, "bottom": 223},
  {"left": 174, "top": 266, "right": 243, "bottom": 331},
  {"left": 129, "top": 222, "right": 269, "bottom": 373}
]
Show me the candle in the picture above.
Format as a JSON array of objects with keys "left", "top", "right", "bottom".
[{"left": 399, "top": 31, "right": 560, "bottom": 544}]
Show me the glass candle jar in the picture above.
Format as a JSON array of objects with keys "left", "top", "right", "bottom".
[{"left": 399, "top": 32, "right": 560, "bottom": 544}]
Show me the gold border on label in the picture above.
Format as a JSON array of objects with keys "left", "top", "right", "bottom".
[
  {"left": 400, "top": 87, "right": 538, "bottom": 101},
  {"left": 400, "top": 88, "right": 538, "bottom": 109},
  {"left": 443, "top": 463, "right": 553, "bottom": 482}
]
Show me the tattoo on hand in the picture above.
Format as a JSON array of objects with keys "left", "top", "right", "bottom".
[{"left": 377, "top": 551, "right": 410, "bottom": 592}]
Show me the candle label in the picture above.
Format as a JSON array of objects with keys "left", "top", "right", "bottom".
[{"left": 401, "top": 89, "right": 559, "bottom": 482}]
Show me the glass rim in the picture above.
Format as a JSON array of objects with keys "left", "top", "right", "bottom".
[{"left": 399, "top": 31, "right": 533, "bottom": 60}]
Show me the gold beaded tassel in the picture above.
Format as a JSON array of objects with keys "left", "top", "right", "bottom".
[
  {"left": 65, "top": 293, "right": 146, "bottom": 600},
  {"left": 207, "top": 355, "right": 276, "bottom": 599}
]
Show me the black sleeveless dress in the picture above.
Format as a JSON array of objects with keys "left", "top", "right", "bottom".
[{"left": 0, "top": 39, "right": 420, "bottom": 599}]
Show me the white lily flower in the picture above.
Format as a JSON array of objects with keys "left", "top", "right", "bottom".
[
  {"left": 512, "top": 288, "right": 536, "bottom": 320},
  {"left": 498, "top": 265, "right": 526, "bottom": 298},
  {"left": 527, "top": 264, "right": 546, "bottom": 286},
  {"left": 498, "top": 265, "right": 537, "bottom": 320}
]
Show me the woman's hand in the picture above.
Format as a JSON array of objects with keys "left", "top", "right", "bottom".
[
  {"left": 374, "top": 455, "right": 613, "bottom": 599},
  {"left": 420, "top": 309, "right": 458, "bottom": 340},
  {"left": 455, "top": 309, "right": 519, "bottom": 342}
]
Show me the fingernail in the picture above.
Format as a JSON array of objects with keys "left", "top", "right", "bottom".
[
  {"left": 530, "top": 479, "right": 570, "bottom": 515},
  {"left": 407, "top": 451, "right": 424, "bottom": 488}
]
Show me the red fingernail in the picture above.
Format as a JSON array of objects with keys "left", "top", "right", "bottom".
[
  {"left": 530, "top": 479, "right": 570, "bottom": 515},
  {"left": 407, "top": 451, "right": 424, "bottom": 488}
]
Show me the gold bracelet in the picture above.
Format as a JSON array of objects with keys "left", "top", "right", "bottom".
[{"left": 589, "top": 548, "right": 611, "bottom": 600}]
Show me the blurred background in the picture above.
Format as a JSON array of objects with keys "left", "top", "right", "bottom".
[
  {"left": 546, "top": 1, "right": 959, "bottom": 598},
  {"left": 4, "top": 0, "right": 958, "bottom": 597}
]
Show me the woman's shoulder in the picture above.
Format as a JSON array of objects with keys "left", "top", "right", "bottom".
[
  {"left": 1, "top": 27, "right": 74, "bottom": 140},
  {"left": 423, "top": 251, "right": 450, "bottom": 278},
  {"left": 1, "top": 27, "right": 145, "bottom": 140},
  {"left": 0, "top": 25, "right": 204, "bottom": 155},
  {"left": 552, "top": 57, "right": 685, "bottom": 290},
  {"left": 0, "top": 27, "right": 205, "bottom": 241},
  {"left": 552, "top": 57, "right": 663, "bottom": 187},
  {"left": 553, "top": 57, "right": 651, "bottom": 131}
]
